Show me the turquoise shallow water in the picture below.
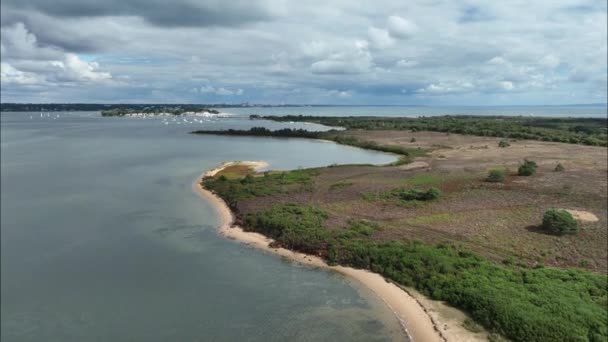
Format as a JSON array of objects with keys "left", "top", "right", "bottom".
[{"left": 1, "top": 112, "right": 406, "bottom": 341}]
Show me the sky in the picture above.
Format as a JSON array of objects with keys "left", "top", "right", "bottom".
[{"left": 0, "top": 0, "right": 606, "bottom": 105}]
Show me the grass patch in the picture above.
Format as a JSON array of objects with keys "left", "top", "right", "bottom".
[
  {"left": 203, "top": 168, "right": 317, "bottom": 206},
  {"left": 404, "top": 173, "right": 443, "bottom": 186},
  {"left": 406, "top": 213, "right": 452, "bottom": 225},
  {"left": 215, "top": 165, "right": 255, "bottom": 179},
  {"left": 329, "top": 181, "right": 354, "bottom": 190}
]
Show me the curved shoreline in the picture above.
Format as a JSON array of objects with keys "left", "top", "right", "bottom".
[{"left": 193, "top": 161, "right": 484, "bottom": 342}]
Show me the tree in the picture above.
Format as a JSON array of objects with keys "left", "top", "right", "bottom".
[{"left": 542, "top": 209, "right": 578, "bottom": 235}]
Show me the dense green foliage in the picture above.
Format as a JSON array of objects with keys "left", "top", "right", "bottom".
[
  {"left": 331, "top": 240, "right": 607, "bottom": 342},
  {"left": 241, "top": 203, "right": 608, "bottom": 342},
  {"left": 256, "top": 115, "right": 608, "bottom": 146},
  {"left": 391, "top": 187, "right": 441, "bottom": 201},
  {"left": 244, "top": 204, "right": 330, "bottom": 253},
  {"left": 193, "top": 127, "right": 319, "bottom": 138},
  {"left": 487, "top": 169, "right": 506, "bottom": 182},
  {"left": 518, "top": 160, "right": 538, "bottom": 176},
  {"left": 542, "top": 209, "right": 578, "bottom": 235},
  {"left": 203, "top": 169, "right": 316, "bottom": 207}
]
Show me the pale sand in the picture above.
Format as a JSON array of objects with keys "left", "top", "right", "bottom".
[
  {"left": 399, "top": 161, "right": 430, "bottom": 171},
  {"left": 564, "top": 209, "right": 599, "bottom": 222},
  {"left": 193, "top": 161, "right": 487, "bottom": 342}
]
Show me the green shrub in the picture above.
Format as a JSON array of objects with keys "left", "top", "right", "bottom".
[
  {"left": 241, "top": 174, "right": 255, "bottom": 184},
  {"left": 344, "top": 219, "right": 379, "bottom": 237},
  {"left": 554, "top": 163, "right": 565, "bottom": 172},
  {"left": 237, "top": 203, "right": 606, "bottom": 342},
  {"left": 244, "top": 204, "right": 329, "bottom": 253},
  {"left": 518, "top": 159, "right": 537, "bottom": 176},
  {"left": 394, "top": 187, "right": 441, "bottom": 201},
  {"left": 498, "top": 139, "right": 510, "bottom": 148},
  {"left": 410, "top": 137, "right": 416, "bottom": 142},
  {"left": 329, "top": 239, "right": 607, "bottom": 342},
  {"left": 486, "top": 169, "right": 506, "bottom": 183},
  {"left": 542, "top": 209, "right": 578, "bottom": 235}
]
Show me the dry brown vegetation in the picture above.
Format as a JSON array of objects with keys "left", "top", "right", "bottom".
[{"left": 233, "top": 130, "right": 608, "bottom": 272}]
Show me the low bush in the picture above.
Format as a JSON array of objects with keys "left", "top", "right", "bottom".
[
  {"left": 518, "top": 159, "right": 537, "bottom": 176},
  {"left": 542, "top": 209, "right": 578, "bottom": 235},
  {"left": 486, "top": 169, "right": 506, "bottom": 182},
  {"left": 554, "top": 163, "right": 565, "bottom": 172},
  {"left": 393, "top": 187, "right": 441, "bottom": 201},
  {"left": 498, "top": 139, "right": 510, "bottom": 148}
]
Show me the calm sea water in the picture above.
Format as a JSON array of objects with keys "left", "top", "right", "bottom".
[{"left": 1, "top": 111, "right": 404, "bottom": 342}]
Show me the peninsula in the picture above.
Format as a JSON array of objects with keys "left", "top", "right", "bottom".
[{"left": 194, "top": 115, "right": 608, "bottom": 342}]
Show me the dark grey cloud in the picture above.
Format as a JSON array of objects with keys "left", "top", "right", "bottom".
[{"left": 2, "top": 0, "right": 282, "bottom": 28}]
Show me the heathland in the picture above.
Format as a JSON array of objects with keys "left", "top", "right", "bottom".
[{"left": 196, "top": 115, "right": 607, "bottom": 342}]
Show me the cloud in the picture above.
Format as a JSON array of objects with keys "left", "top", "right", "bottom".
[
  {"left": 395, "top": 59, "right": 418, "bottom": 68},
  {"left": 0, "top": 62, "right": 42, "bottom": 85},
  {"left": 1, "top": 1, "right": 606, "bottom": 104},
  {"left": 368, "top": 27, "right": 394, "bottom": 49},
  {"left": 310, "top": 40, "right": 372, "bottom": 75},
  {"left": 325, "top": 89, "right": 352, "bottom": 98},
  {"left": 500, "top": 81, "right": 514, "bottom": 90},
  {"left": 1, "top": 23, "right": 112, "bottom": 85},
  {"left": 51, "top": 54, "right": 112, "bottom": 81},
  {"left": 301, "top": 40, "right": 329, "bottom": 59},
  {"left": 1, "top": 22, "right": 62, "bottom": 60},
  {"left": 387, "top": 16, "right": 418, "bottom": 39},
  {"left": 540, "top": 54, "right": 560, "bottom": 69},
  {"left": 487, "top": 56, "right": 508, "bottom": 65},
  {"left": 192, "top": 85, "right": 243, "bottom": 96},
  {"left": 417, "top": 81, "right": 475, "bottom": 95},
  {"left": 2, "top": 0, "right": 284, "bottom": 28}
]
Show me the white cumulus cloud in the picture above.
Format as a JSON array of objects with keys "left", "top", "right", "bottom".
[{"left": 387, "top": 16, "right": 418, "bottom": 39}]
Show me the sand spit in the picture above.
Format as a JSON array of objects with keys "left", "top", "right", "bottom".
[{"left": 193, "top": 161, "right": 487, "bottom": 342}]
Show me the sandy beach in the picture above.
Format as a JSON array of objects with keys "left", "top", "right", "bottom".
[{"left": 193, "top": 161, "right": 486, "bottom": 342}]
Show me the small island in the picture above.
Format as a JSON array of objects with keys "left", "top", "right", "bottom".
[
  {"left": 101, "top": 105, "right": 221, "bottom": 117},
  {"left": 194, "top": 115, "right": 608, "bottom": 342}
]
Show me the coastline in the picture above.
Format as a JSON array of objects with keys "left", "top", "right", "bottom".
[{"left": 193, "top": 161, "right": 486, "bottom": 342}]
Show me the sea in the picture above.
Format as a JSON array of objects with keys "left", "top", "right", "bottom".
[{"left": 1, "top": 105, "right": 605, "bottom": 341}]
